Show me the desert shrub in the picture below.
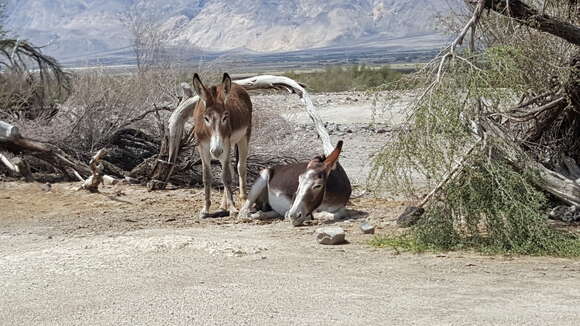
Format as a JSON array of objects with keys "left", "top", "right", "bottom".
[
  {"left": 286, "top": 65, "right": 402, "bottom": 93},
  {"left": 369, "top": 36, "right": 580, "bottom": 256},
  {"left": 6, "top": 67, "right": 186, "bottom": 165}
]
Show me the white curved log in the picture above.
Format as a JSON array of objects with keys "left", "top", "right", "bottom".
[
  {"left": 167, "top": 95, "right": 200, "bottom": 164},
  {"left": 233, "top": 75, "right": 333, "bottom": 156},
  {"left": 180, "top": 82, "right": 194, "bottom": 99}
]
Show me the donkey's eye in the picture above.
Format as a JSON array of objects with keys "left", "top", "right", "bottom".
[
  {"left": 221, "top": 115, "right": 228, "bottom": 123},
  {"left": 204, "top": 116, "right": 210, "bottom": 123},
  {"left": 312, "top": 184, "right": 323, "bottom": 190}
]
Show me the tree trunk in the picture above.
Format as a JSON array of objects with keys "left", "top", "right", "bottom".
[{"left": 483, "top": 0, "right": 580, "bottom": 45}]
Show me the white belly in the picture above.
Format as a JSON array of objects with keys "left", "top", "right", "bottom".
[{"left": 268, "top": 191, "right": 292, "bottom": 215}]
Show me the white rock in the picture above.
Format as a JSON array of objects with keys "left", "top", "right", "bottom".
[
  {"left": 315, "top": 227, "right": 346, "bottom": 245},
  {"left": 360, "top": 222, "right": 375, "bottom": 234}
]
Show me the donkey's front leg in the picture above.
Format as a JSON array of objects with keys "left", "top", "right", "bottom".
[
  {"left": 219, "top": 148, "right": 237, "bottom": 214},
  {"left": 198, "top": 144, "right": 212, "bottom": 218},
  {"left": 238, "top": 168, "right": 269, "bottom": 219}
]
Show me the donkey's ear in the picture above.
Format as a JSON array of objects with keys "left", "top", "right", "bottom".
[
  {"left": 222, "top": 73, "right": 232, "bottom": 98},
  {"left": 192, "top": 73, "right": 208, "bottom": 102},
  {"left": 307, "top": 155, "right": 325, "bottom": 169},
  {"left": 323, "top": 141, "right": 343, "bottom": 173}
]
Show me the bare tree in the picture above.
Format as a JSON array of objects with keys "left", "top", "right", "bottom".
[{"left": 118, "top": 6, "right": 166, "bottom": 72}]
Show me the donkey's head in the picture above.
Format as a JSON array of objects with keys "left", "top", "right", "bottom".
[
  {"left": 193, "top": 72, "right": 233, "bottom": 158},
  {"left": 286, "top": 141, "right": 343, "bottom": 226}
]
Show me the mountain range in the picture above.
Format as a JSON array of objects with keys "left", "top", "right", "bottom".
[{"left": 2, "top": 0, "right": 459, "bottom": 64}]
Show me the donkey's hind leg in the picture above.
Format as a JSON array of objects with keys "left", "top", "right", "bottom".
[
  {"left": 250, "top": 210, "right": 282, "bottom": 220},
  {"left": 236, "top": 135, "right": 250, "bottom": 201}
]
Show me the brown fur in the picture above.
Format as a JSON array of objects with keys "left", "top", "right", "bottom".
[
  {"left": 192, "top": 82, "right": 252, "bottom": 142},
  {"left": 266, "top": 162, "right": 351, "bottom": 211}
]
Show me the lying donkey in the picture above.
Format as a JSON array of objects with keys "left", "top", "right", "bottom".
[{"left": 238, "top": 141, "right": 351, "bottom": 226}]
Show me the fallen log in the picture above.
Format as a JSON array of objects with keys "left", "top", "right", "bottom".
[
  {"left": 1, "top": 120, "right": 91, "bottom": 180},
  {"left": 480, "top": 117, "right": 580, "bottom": 206},
  {"left": 0, "top": 153, "right": 34, "bottom": 181}
]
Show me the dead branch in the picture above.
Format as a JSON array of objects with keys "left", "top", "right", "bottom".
[
  {"left": 115, "top": 105, "right": 172, "bottom": 132},
  {"left": 477, "top": 0, "right": 580, "bottom": 46},
  {"left": 419, "top": 140, "right": 482, "bottom": 208},
  {"left": 79, "top": 149, "right": 109, "bottom": 192},
  {"left": 452, "top": 0, "right": 486, "bottom": 54},
  {"left": 0, "top": 153, "right": 18, "bottom": 174},
  {"left": 397, "top": 139, "right": 482, "bottom": 227}
]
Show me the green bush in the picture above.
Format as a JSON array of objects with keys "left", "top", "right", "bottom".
[{"left": 285, "top": 65, "right": 402, "bottom": 93}]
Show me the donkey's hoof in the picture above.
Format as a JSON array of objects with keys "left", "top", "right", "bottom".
[
  {"left": 221, "top": 206, "right": 238, "bottom": 215},
  {"left": 237, "top": 207, "right": 251, "bottom": 219},
  {"left": 198, "top": 211, "right": 210, "bottom": 219}
]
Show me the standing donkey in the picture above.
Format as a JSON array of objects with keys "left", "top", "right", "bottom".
[{"left": 192, "top": 73, "right": 252, "bottom": 217}]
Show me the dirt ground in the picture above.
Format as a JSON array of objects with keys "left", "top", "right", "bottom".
[{"left": 0, "top": 182, "right": 579, "bottom": 326}]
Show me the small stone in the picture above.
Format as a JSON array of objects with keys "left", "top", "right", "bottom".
[
  {"left": 346, "top": 129, "right": 353, "bottom": 133},
  {"left": 359, "top": 223, "right": 375, "bottom": 234},
  {"left": 39, "top": 183, "right": 51, "bottom": 192},
  {"left": 315, "top": 226, "right": 346, "bottom": 245},
  {"left": 376, "top": 128, "right": 387, "bottom": 134}
]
